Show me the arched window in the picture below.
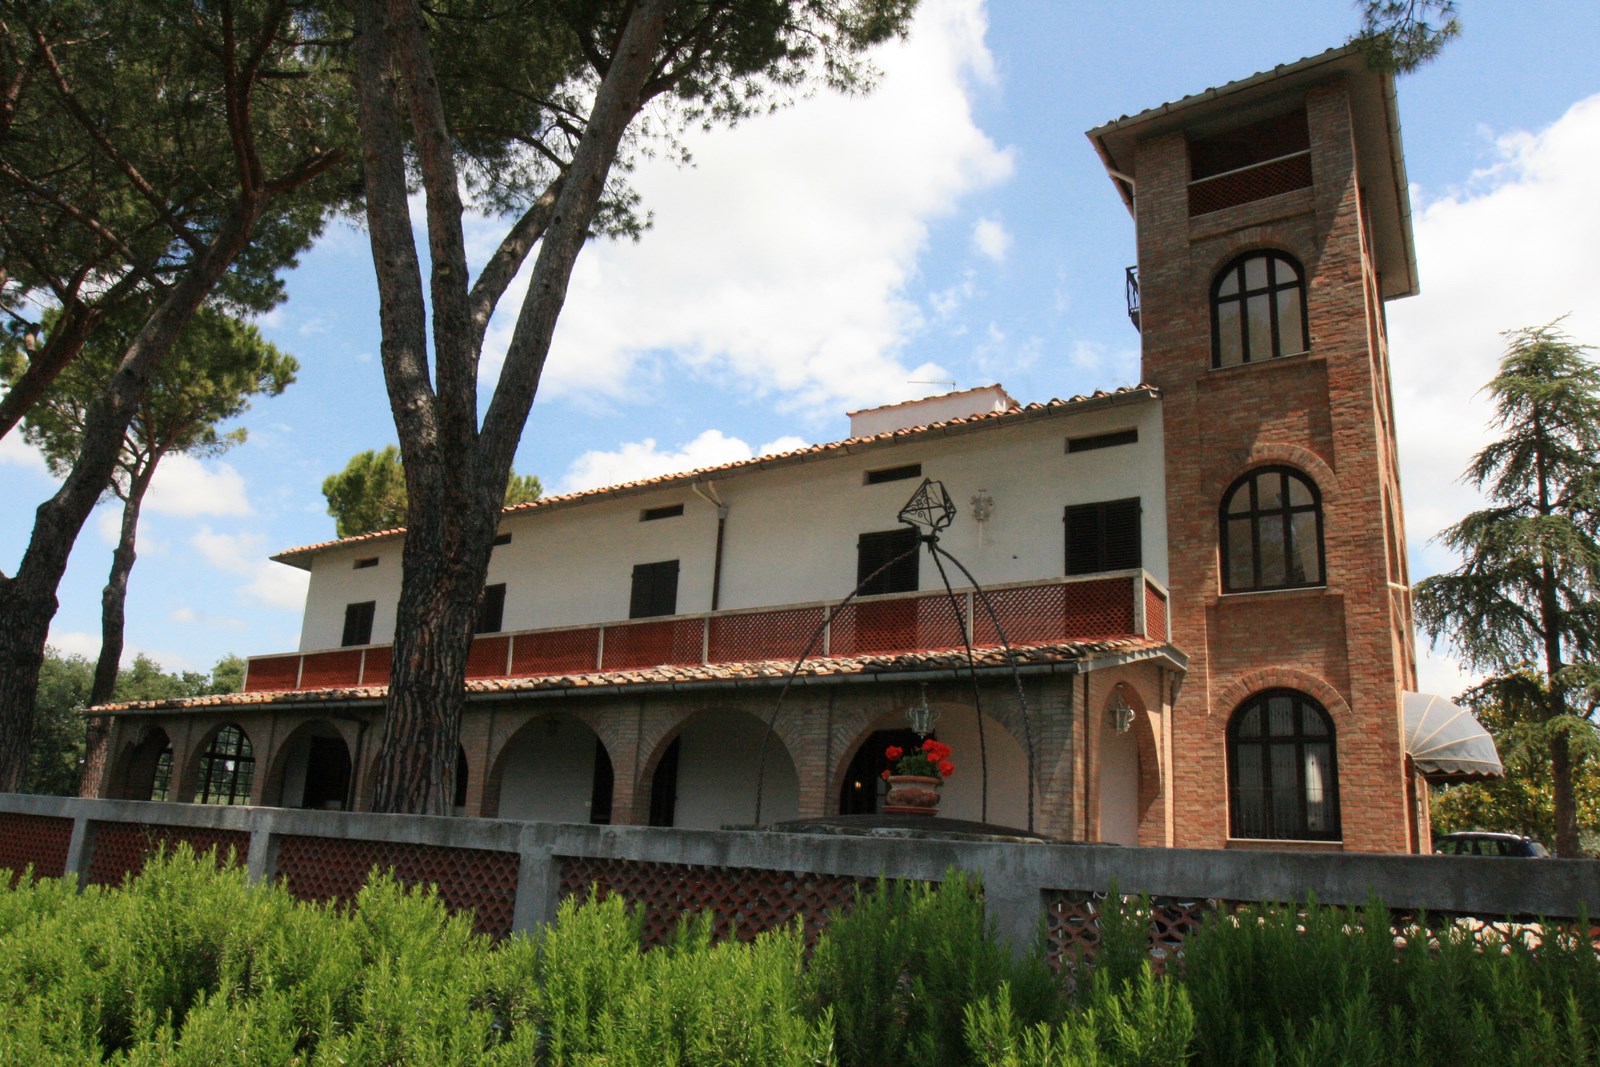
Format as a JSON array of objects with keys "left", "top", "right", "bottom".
[
  {"left": 1220, "top": 467, "right": 1324, "bottom": 592},
  {"left": 1212, "top": 251, "right": 1307, "bottom": 367},
  {"left": 1228, "top": 690, "right": 1339, "bottom": 840},
  {"left": 195, "top": 724, "right": 255, "bottom": 805}
]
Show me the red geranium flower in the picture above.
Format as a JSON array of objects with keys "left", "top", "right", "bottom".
[
  {"left": 885, "top": 745, "right": 903, "bottom": 760},
  {"left": 938, "top": 760, "right": 955, "bottom": 778},
  {"left": 880, "top": 768, "right": 890, "bottom": 780}
]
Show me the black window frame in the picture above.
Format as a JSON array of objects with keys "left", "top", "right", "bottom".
[
  {"left": 1066, "top": 428, "right": 1139, "bottom": 454},
  {"left": 856, "top": 527, "right": 919, "bottom": 595},
  {"left": 1227, "top": 689, "right": 1341, "bottom": 841},
  {"left": 476, "top": 582, "right": 507, "bottom": 633},
  {"left": 1063, "top": 498, "right": 1142, "bottom": 576},
  {"left": 195, "top": 724, "right": 255, "bottom": 806},
  {"left": 1220, "top": 466, "right": 1325, "bottom": 593},
  {"left": 640, "top": 503, "right": 684, "bottom": 522},
  {"left": 1211, "top": 250, "right": 1308, "bottom": 368},
  {"left": 341, "top": 601, "right": 376, "bottom": 647},
  {"left": 864, "top": 463, "right": 922, "bottom": 485},
  {"left": 629, "top": 559, "right": 680, "bottom": 619}
]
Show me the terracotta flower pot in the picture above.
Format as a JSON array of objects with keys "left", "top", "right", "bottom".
[{"left": 883, "top": 774, "right": 942, "bottom": 816}]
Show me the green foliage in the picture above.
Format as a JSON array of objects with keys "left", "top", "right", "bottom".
[
  {"left": 23, "top": 650, "right": 243, "bottom": 796},
  {"left": 2, "top": 859, "right": 1598, "bottom": 1064},
  {"left": 806, "top": 872, "right": 1060, "bottom": 1067},
  {"left": 1415, "top": 322, "right": 1600, "bottom": 854},
  {"left": 1431, "top": 673, "right": 1600, "bottom": 852},
  {"left": 323, "top": 446, "right": 544, "bottom": 538},
  {"left": 1350, "top": 0, "right": 1461, "bottom": 73}
]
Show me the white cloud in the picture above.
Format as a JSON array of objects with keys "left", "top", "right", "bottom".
[
  {"left": 1391, "top": 94, "right": 1600, "bottom": 681},
  {"left": 559, "top": 428, "right": 816, "bottom": 494},
  {"left": 44, "top": 629, "right": 197, "bottom": 673},
  {"left": 190, "top": 526, "right": 309, "bottom": 610},
  {"left": 146, "top": 455, "right": 252, "bottom": 517},
  {"left": 972, "top": 217, "right": 1011, "bottom": 262},
  {"left": 0, "top": 430, "right": 50, "bottom": 475},
  {"left": 481, "top": 0, "right": 1013, "bottom": 418}
]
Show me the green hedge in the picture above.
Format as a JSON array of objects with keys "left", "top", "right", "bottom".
[{"left": 0, "top": 849, "right": 1595, "bottom": 1065}]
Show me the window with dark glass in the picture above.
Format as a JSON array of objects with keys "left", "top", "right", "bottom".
[
  {"left": 477, "top": 583, "right": 506, "bottom": 633},
  {"left": 150, "top": 748, "right": 173, "bottom": 802},
  {"left": 1063, "top": 499, "right": 1141, "bottom": 575},
  {"left": 341, "top": 601, "right": 376, "bottom": 647},
  {"left": 641, "top": 504, "right": 684, "bottom": 521},
  {"left": 857, "top": 527, "right": 919, "bottom": 594},
  {"left": 1228, "top": 690, "right": 1340, "bottom": 841},
  {"left": 195, "top": 724, "right": 254, "bottom": 805},
  {"left": 864, "top": 463, "right": 922, "bottom": 485},
  {"left": 1221, "top": 467, "right": 1324, "bottom": 593},
  {"left": 1212, "top": 251, "right": 1308, "bottom": 367},
  {"left": 629, "top": 559, "right": 680, "bottom": 619}
]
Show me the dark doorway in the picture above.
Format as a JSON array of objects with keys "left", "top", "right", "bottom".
[
  {"left": 838, "top": 727, "right": 924, "bottom": 815},
  {"left": 589, "top": 738, "right": 614, "bottom": 824},
  {"left": 300, "top": 736, "right": 351, "bottom": 810},
  {"left": 648, "top": 737, "right": 681, "bottom": 826}
]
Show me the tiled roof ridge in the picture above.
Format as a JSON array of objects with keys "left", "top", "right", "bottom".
[
  {"left": 90, "top": 636, "right": 1168, "bottom": 713},
  {"left": 1088, "top": 44, "right": 1353, "bottom": 132},
  {"left": 843, "top": 382, "right": 1013, "bottom": 418},
  {"left": 273, "top": 383, "right": 1160, "bottom": 562}
]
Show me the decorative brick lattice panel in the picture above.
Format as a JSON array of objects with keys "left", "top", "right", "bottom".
[
  {"left": 85, "top": 822, "right": 251, "bottom": 887},
  {"left": 830, "top": 593, "right": 967, "bottom": 657},
  {"left": 1060, "top": 577, "right": 1135, "bottom": 639},
  {"left": 465, "top": 636, "right": 511, "bottom": 679},
  {"left": 360, "top": 646, "right": 391, "bottom": 686},
  {"left": 559, "top": 856, "right": 873, "bottom": 949},
  {"left": 511, "top": 627, "right": 600, "bottom": 676},
  {"left": 298, "top": 649, "right": 363, "bottom": 690},
  {"left": 709, "top": 606, "right": 825, "bottom": 664},
  {"left": 1189, "top": 153, "right": 1312, "bottom": 216},
  {"left": 976, "top": 584, "right": 1068, "bottom": 645},
  {"left": 274, "top": 835, "right": 519, "bottom": 938},
  {"left": 0, "top": 812, "right": 72, "bottom": 883},
  {"left": 601, "top": 619, "right": 704, "bottom": 671},
  {"left": 1044, "top": 890, "right": 1218, "bottom": 976},
  {"left": 1144, "top": 581, "right": 1168, "bottom": 641},
  {"left": 244, "top": 654, "right": 300, "bottom": 692}
]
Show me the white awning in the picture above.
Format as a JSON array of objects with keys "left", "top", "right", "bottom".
[{"left": 1403, "top": 692, "right": 1504, "bottom": 780}]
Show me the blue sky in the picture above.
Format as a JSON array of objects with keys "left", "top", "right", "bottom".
[{"left": 3, "top": 0, "right": 1598, "bottom": 697}]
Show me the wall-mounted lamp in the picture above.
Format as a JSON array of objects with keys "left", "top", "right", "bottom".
[
  {"left": 969, "top": 490, "right": 995, "bottom": 523},
  {"left": 1108, "top": 690, "right": 1136, "bottom": 734},
  {"left": 905, "top": 683, "right": 940, "bottom": 737}
]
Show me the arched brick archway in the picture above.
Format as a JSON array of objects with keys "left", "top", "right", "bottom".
[
  {"left": 107, "top": 725, "right": 173, "bottom": 801},
  {"left": 486, "top": 713, "right": 615, "bottom": 825},
  {"left": 636, "top": 707, "right": 800, "bottom": 830},
  {"left": 261, "top": 719, "right": 356, "bottom": 810}
]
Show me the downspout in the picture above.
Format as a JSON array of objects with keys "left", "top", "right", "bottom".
[{"left": 691, "top": 481, "right": 728, "bottom": 611}]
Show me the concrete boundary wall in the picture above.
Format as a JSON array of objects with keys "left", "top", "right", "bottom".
[{"left": 1, "top": 793, "right": 1594, "bottom": 952}]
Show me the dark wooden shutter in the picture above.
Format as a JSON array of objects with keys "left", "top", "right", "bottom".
[
  {"left": 341, "top": 601, "right": 375, "bottom": 646},
  {"left": 1064, "top": 499, "right": 1142, "bottom": 575},
  {"left": 856, "top": 527, "right": 919, "bottom": 595},
  {"left": 476, "top": 583, "right": 506, "bottom": 633},
  {"left": 629, "top": 559, "right": 680, "bottom": 619}
]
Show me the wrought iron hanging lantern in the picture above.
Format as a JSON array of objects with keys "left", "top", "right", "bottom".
[
  {"left": 905, "top": 682, "right": 940, "bottom": 737},
  {"left": 1108, "top": 690, "right": 1136, "bottom": 734},
  {"left": 898, "top": 478, "right": 957, "bottom": 535}
]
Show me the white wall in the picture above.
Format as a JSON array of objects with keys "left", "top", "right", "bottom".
[
  {"left": 497, "top": 717, "right": 606, "bottom": 824},
  {"left": 1099, "top": 725, "right": 1140, "bottom": 845},
  {"left": 668, "top": 711, "right": 798, "bottom": 830},
  {"left": 291, "top": 397, "right": 1167, "bottom": 652}
]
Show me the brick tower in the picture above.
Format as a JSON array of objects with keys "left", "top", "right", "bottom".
[{"left": 1089, "top": 47, "right": 1423, "bottom": 852}]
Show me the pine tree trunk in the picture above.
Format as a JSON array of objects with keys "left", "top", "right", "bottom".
[
  {"left": 1550, "top": 727, "right": 1578, "bottom": 856},
  {"left": 91, "top": 476, "right": 152, "bottom": 707},
  {"left": 0, "top": 207, "right": 261, "bottom": 790},
  {"left": 367, "top": 498, "right": 497, "bottom": 814}
]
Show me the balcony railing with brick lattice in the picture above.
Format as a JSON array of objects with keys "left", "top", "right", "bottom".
[{"left": 244, "top": 572, "right": 1171, "bottom": 694}]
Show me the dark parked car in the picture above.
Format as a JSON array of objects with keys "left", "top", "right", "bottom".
[{"left": 1433, "top": 831, "right": 1550, "bottom": 857}]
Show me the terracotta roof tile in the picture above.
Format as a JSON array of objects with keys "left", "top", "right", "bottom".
[{"left": 90, "top": 636, "right": 1173, "bottom": 714}]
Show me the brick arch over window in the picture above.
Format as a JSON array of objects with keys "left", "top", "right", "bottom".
[
  {"left": 1210, "top": 442, "right": 1339, "bottom": 504},
  {"left": 1213, "top": 668, "right": 1352, "bottom": 725},
  {"left": 1211, "top": 249, "right": 1308, "bottom": 367},
  {"left": 190, "top": 723, "right": 256, "bottom": 805},
  {"left": 1219, "top": 466, "right": 1326, "bottom": 593},
  {"left": 1226, "top": 689, "right": 1341, "bottom": 842}
]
